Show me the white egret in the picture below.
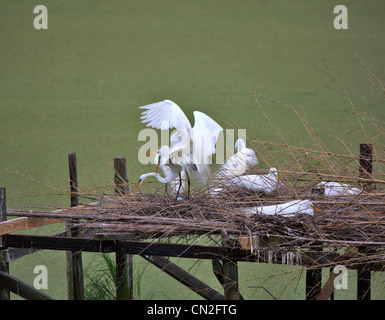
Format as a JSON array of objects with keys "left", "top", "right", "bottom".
[
  {"left": 217, "top": 138, "right": 258, "bottom": 178},
  {"left": 317, "top": 181, "right": 362, "bottom": 196},
  {"left": 154, "top": 151, "right": 186, "bottom": 196},
  {"left": 135, "top": 145, "right": 186, "bottom": 198},
  {"left": 225, "top": 167, "right": 280, "bottom": 193},
  {"left": 240, "top": 200, "right": 314, "bottom": 217},
  {"left": 140, "top": 99, "right": 223, "bottom": 182}
]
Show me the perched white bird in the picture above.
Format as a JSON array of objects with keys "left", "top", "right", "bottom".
[
  {"left": 140, "top": 99, "right": 223, "bottom": 182},
  {"left": 217, "top": 138, "right": 258, "bottom": 178},
  {"left": 240, "top": 199, "right": 314, "bottom": 217},
  {"left": 135, "top": 145, "right": 186, "bottom": 198},
  {"left": 317, "top": 181, "right": 362, "bottom": 196},
  {"left": 225, "top": 167, "right": 280, "bottom": 193}
]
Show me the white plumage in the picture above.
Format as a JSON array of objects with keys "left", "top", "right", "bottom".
[
  {"left": 154, "top": 151, "right": 186, "bottom": 196},
  {"left": 140, "top": 99, "right": 223, "bottom": 182},
  {"left": 217, "top": 139, "right": 258, "bottom": 178},
  {"left": 317, "top": 181, "right": 362, "bottom": 196},
  {"left": 240, "top": 199, "right": 314, "bottom": 217},
  {"left": 135, "top": 145, "right": 186, "bottom": 197},
  {"left": 225, "top": 167, "right": 280, "bottom": 193}
]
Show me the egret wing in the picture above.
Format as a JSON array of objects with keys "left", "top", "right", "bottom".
[
  {"left": 190, "top": 111, "right": 223, "bottom": 181},
  {"left": 139, "top": 100, "right": 192, "bottom": 131},
  {"left": 191, "top": 111, "right": 223, "bottom": 155}
]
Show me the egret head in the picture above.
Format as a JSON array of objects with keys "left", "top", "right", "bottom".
[
  {"left": 156, "top": 145, "right": 171, "bottom": 173},
  {"left": 134, "top": 177, "right": 143, "bottom": 193},
  {"left": 234, "top": 139, "right": 246, "bottom": 152},
  {"left": 268, "top": 167, "right": 279, "bottom": 182}
]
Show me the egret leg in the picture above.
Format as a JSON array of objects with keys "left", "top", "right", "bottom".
[
  {"left": 186, "top": 170, "right": 190, "bottom": 196},
  {"left": 176, "top": 171, "right": 182, "bottom": 200}
]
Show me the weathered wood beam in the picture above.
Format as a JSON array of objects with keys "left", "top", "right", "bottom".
[
  {"left": 0, "top": 270, "right": 55, "bottom": 300},
  {"left": 221, "top": 231, "right": 242, "bottom": 300},
  {"left": 142, "top": 255, "right": 224, "bottom": 300},
  {"left": 3, "top": 234, "right": 385, "bottom": 271},
  {"left": 357, "top": 144, "right": 374, "bottom": 300},
  {"left": 305, "top": 243, "right": 322, "bottom": 300},
  {"left": 114, "top": 157, "right": 133, "bottom": 301},
  {"left": 0, "top": 187, "right": 10, "bottom": 300},
  {"left": 66, "top": 152, "right": 84, "bottom": 300},
  {"left": 0, "top": 217, "right": 62, "bottom": 236}
]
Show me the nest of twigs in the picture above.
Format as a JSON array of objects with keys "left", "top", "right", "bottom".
[{"left": 62, "top": 179, "right": 385, "bottom": 252}]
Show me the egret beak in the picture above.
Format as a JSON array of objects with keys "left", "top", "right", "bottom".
[
  {"left": 313, "top": 206, "right": 321, "bottom": 213},
  {"left": 155, "top": 159, "right": 161, "bottom": 174},
  {"left": 134, "top": 181, "right": 141, "bottom": 193},
  {"left": 146, "top": 151, "right": 158, "bottom": 155}
]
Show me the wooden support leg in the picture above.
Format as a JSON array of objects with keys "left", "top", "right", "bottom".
[
  {"left": 357, "top": 246, "right": 371, "bottom": 300},
  {"left": 357, "top": 144, "right": 373, "bottom": 300},
  {"left": 0, "top": 188, "right": 10, "bottom": 300},
  {"left": 306, "top": 267, "right": 322, "bottom": 300},
  {"left": 306, "top": 244, "right": 322, "bottom": 300},
  {"left": 66, "top": 153, "right": 84, "bottom": 300},
  {"left": 116, "top": 251, "right": 133, "bottom": 300},
  {"left": 222, "top": 259, "right": 241, "bottom": 300},
  {"left": 212, "top": 231, "right": 243, "bottom": 300},
  {"left": 114, "top": 157, "right": 133, "bottom": 300}
]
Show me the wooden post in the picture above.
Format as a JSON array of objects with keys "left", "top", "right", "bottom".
[
  {"left": 68, "top": 152, "right": 79, "bottom": 207},
  {"left": 221, "top": 231, "right": 242, "bottom": 300},
  {"left": 114, "top": 157, "right": 133, "bottom": 300},
  {"left": 114, "top": 157, "right": 129, "bottom": 195},
  {"left": 305, "top": 244, "right": 322, "bottom": 300},
  {"left": 359, "top": 143, "right": 374, "bottom": 192},
  {"left": 0, "top": 188, "right": 10, "bottom": 300},
  {"left": 357, "top": 144, "right": 373, "bottom": 300},
  {"left": 66, "top": 153, "right": 84, "bottom": 300},
  {"left": 357, "top": 247, "right": 371, "bottom": 300}
]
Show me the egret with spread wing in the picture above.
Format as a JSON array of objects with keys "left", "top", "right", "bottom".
[{"left": 140, "top": 99, "right": 223, "bottom": 182}]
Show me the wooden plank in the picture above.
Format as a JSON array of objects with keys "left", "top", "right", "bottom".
[
  {"left": 3, "top": 234, "right": 230, "bottom": 259},
  {"left": 3, "top": 232, "right": 66, "bottom": 263},
  {"left": 142, "top": 255, "right": 225, "bottom": 300},
  {"left": 0, "top": 187, "right": 10, "bottom": 300},
  {"left": 0, "top": 217, "right": 62, "bottom": 236},
  {"left": 3, "top": 234, "right": 385, "bottom": 271},
  {"left": 0, "top": 270, "right": 55, "bottom": 300}
]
